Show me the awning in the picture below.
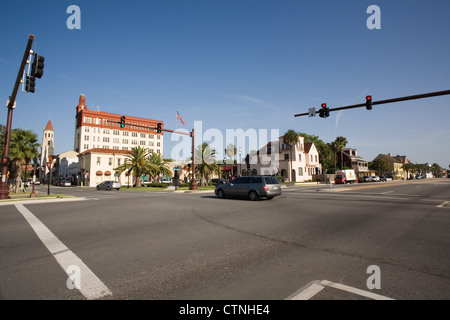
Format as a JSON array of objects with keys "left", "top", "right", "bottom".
[
  {"left": 96, "top": 170, "right": 103, "bottom": 175},
  {"left": 104, "top": 171, "right": 111, "bottom": 176}
]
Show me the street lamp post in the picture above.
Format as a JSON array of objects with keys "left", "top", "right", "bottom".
[
  {"left": 30, "top": 157, "right": 37, "bottom": 198},
  {"left": 238, "top": 147, "right": 242, "bottom": 177}
]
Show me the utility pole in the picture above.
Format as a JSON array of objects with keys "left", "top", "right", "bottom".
[{"left": 0, "top": 34, "right": 35, "bottom": 200}]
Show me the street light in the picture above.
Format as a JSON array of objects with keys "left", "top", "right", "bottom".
[{"left": 238, "top": 147, "right": 242, "bottom": 176}]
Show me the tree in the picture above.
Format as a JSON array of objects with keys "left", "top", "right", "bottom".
[
  {"left": 430, "top": 163, "right": 442, "bottom": 177},
  {"left": 333, "top": 136, "right": 348, "bottom": 169},
  {"left": 9, "top": 129, "right": 40, "bottom": 193},
  {"left": 195, "top": 143, "right": 218, "bottom": 186},
  {"left": 282, "top": 130, "right": 299, "bottom": 182},
  {"left": 370, "top": 157, "right": 390, "bottom": 176},
  {"left": 114, "top": 146, "right": 157, "bottom": 188},
  {"left": 147, "top": 152, "right": 172, "bottom": 182}
]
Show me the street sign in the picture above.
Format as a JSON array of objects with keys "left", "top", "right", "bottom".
[
  {"left": 308, "top": 107, "right": 316, "bottom": 117},
  {"left": 173, "top": 167, "right": 180, "bottom": 171}
]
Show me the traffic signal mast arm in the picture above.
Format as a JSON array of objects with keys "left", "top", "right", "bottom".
[
  {"left": 107, "top": 120, "right": 193, "bottom": 136},
  {"left": 294, "top": 89, "right": 450, "bottom": 117}
]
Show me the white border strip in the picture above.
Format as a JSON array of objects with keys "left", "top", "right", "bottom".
[{"left": 15, "top": 204, "right": 112, "bottom": 299}]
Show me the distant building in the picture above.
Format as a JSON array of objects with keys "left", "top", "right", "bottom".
[
  {"left": 247, "top": 135, "right": 320, "bottom": 182},
  {"left": 340, "top": 148, "right": 369, "bottom": 177},
  {"left": 73, "top": 94, "right": 164, "bottom": 186},
  {"left": 57, "top": 150, "right": 79, "bottom": 183},
  {"left": 40, "top": 120, "right": 55, "bottom": 182},
  {"left": 372, "top": 153, "right": 406, "bottom": 179}
]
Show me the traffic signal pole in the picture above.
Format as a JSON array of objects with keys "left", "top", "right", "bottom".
[
  {"left": 0, "top": 34, "right": 35, "bottom": 200},
  {"left": 294, "top": 90, "right": 450, "bottom": 118}
]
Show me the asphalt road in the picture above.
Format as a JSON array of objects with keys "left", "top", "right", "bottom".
[{"left": 1, "top": 179, "right": 449, "bottom": 301}]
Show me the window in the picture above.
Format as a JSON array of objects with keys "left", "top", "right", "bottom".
[
  {"left": 122, "top": 139, "right": 128, "bottom": 144},
  {"left": 131, "top": 132, "right": 138, "bottom": 137},
  {"left": 140, "top": 141, "right": 146, "bottom": 145},
  {"left": 315, "top": 155, "right": 318, "bottom": 162},
  {"left": 311, "top": 155, "right": 313, "bottom": 162},
  {"left": 103, "top": 137, "right": 110, "bottom": 142},
  {"left": 298, "top": 154, "right": 302, "bottom": 161},
  {"left": 84, "top": 144, "right": 89, "bottom": 150},
  {"left": 117, "top": 159, "right": 121, "bottom": 166},
  {"left": 113, "top": 138, "right": 119, "bottom": 143},
  {"left": 84, "top": 135, "right": 89, "bottom": 141},
  {"left": 140, "top": 133, "right": 146, "bottom": 138},
  {"left": 284, "top": 154, "right": 289, "bottom": 160},
  {"left": 149, "top": 141, "right": 154, "bottom": 146},
  {"left": 123, "top": 131, "right": 129, "bottom": 136},
  {"left": 84, "top": 127, "right": 90, "bottom": 132},
  {"left": 299, "top": 167, "right": 303, "bottom": 175},
  {"left": 113, "top": 130, "right": 120, "bottom": 135},
  {"left": 157, "top": 142, "right": 161, "bottom": 147},
  {"left": 96, "top": 157, "right": 101, "bottom": 165},
  {"left": 131, "top": 140, "right": 138, "bottom": 145},
  {"left": 103, "top": 129, "right": 110, "bottom": 134},
  {"left": 108, "top": 158, "right": 112, "bottom": 166},
  {"left": 149, "top": 134, "right": 154, "bottom": 139}
]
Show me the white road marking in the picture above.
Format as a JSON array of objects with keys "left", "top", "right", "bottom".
[
  {"left": 437, "top": 201, "right": 449, "bottom": 208},
  {"left": 381, "top": 191, "right": 394, "bottom": 194},
  {"left": 288, "top": 279, "right": 394, "bottom": 300},
  {"left": 15, "top": 204, "right": 112, "bottom": 300}
]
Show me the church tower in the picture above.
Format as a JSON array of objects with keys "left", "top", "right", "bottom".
[{"left": 40, "top": 120, "right": 55, "bottom": 181}]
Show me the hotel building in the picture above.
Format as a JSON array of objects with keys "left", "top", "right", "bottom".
[{"left": 74, "top": 94, "right": 164, "bottom": 186}]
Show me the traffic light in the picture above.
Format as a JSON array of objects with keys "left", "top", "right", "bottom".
[
  {"left": 365, "top": 95, "right": 373, "bottom": 110},
  {"left": 156, "top": 123, "right": 162, "bottom": 133},
  {"left": 31, "top": 53, "right": 45, "bottom": 79},
  {"left": 1, "top": 156, "right": 10, "bottom": 167},
  {"left": 25, "top": 75, "right": 35, "bottom": 93},
  {"left": 320, "top": 103, "right": 329, "bottom": 118},
  {"left": 120, "top": 116, "right": 126, "bottom": 128}
]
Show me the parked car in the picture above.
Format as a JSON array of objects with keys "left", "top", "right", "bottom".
[
  {"left": 96, "top": 180, "right": 121, "bottom": 190},
  {"left": 215, "top": 175, "right": 282, "bottom": 201},
  {"left": 211, "top": 178, "right": 227, "bottom": 185},
  {"left": 62, "top": 180, "right": 72, "bottom": 187},
  {"left": 362, "top": 176, "right": 373, "bottom": 182},
  {"left": 372, "top": 175, "right": 380, "bottom": 182}
]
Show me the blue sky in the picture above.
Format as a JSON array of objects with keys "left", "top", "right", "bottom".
[{"left": 1, "top": 0, "right": 449, "bottom": 167}]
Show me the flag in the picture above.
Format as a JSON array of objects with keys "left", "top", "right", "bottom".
[{"left": 176, "top": 111, "right": 186, "bottom": 125}]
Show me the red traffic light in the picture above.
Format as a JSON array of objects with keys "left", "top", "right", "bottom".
[
  {"left": 321, "top": 103, "right": 326, "bottom": 108},
  {"left": 366, "top": 95, "right": 372, "bottom": 101}
]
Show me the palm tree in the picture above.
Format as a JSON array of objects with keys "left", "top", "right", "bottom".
[
  {"left": 147, "top": 152, "right": 172, "bottom": 182},
  {"left": 114, "top": 146, "right": 156, "bottom": 188},
  {"left": 9, "top": 129, "right": 40, "bottom": 193},
  {"left": 282, "top": 130, "right": 299, "bottom": 182},
  {"left": 195, "top": 143, "right": 218, "bottom": 186},
  {"left": 333, "top": 136, "right": 348, "bottom": 169}
]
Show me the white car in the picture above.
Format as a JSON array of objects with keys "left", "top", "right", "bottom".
[{"left": 372, "top": 176, "right": 380, "bottom": 182}]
